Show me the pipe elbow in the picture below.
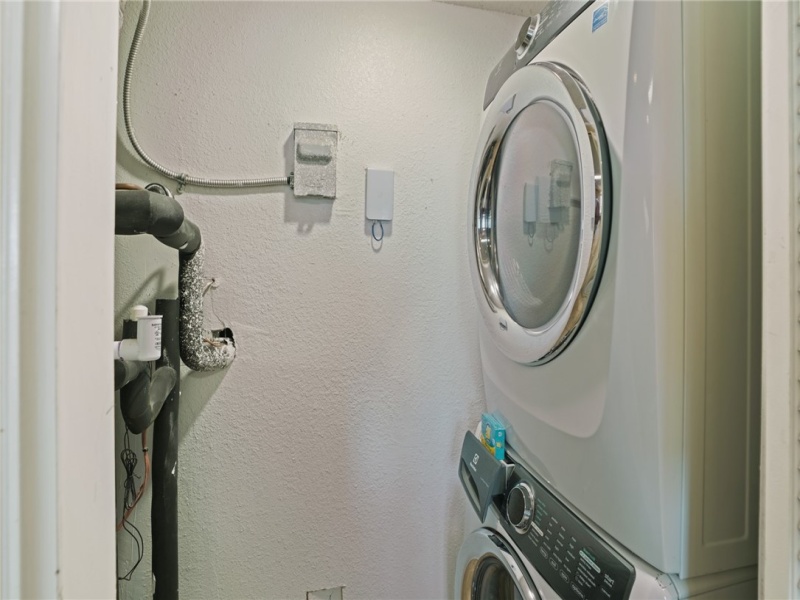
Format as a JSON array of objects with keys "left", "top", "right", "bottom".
[
  {"left": 119, "top": 365, "right": 177, "bottom": 433},
  {"left": 115, "top": 189, "right": 185, "bottom": 236}
]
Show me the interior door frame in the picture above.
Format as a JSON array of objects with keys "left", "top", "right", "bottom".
[
  {"left": 1, "top": 3, "right": 118, "bottom": 598},
  {"left": 759, "top": 1, "right": 795, "bottom": 597}
]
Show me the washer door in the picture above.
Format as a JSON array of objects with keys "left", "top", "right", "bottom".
[
  {"left": 470, "top": 62, "right": 610, "bottom": 365},
  {"left": 456, "top": 529, "right": 539, "bottom": 600}
]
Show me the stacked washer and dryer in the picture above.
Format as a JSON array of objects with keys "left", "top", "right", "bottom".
[{"left": 456, "top": 1, "right": 761, "bottom": 598}]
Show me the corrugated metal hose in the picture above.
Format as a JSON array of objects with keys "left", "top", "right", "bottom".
[{"left": 123, "top": 0, "right": 292, "bottom": 190}]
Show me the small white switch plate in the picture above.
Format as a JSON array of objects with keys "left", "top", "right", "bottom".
[
  {"left": 307, "top": 586, "right": 344, "bottom": 600},
  {"left": 365, "top": 169, "right": 394, "bottom": 221}
]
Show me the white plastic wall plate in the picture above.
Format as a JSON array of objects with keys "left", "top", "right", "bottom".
[{"left": 365, "top": 169, "right": 394, "bottom": 221}]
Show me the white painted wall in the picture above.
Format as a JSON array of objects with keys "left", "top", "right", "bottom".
[{"left": 115, "top": 2, "right": 521, "bottom": 598}]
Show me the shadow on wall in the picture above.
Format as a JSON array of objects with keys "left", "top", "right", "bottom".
[
  {"left": 116, "top": 134, "right": 176, "bottom": 196},
  {"left": 114, "top": 264, "right": 175, "bottom": 335},
  {"left": 363, "top": 219, "right": 392, "bottom": 254},
  {"left": 178, "top": 367, "right": 226, "bottom": 441}
]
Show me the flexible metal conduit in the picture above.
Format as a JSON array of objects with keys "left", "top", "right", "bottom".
[{"left": 123, "top": 0, "right": 291, "bottom": 189}]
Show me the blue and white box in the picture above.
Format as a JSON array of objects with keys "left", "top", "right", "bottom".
[{"left": 480, "top": 413, "right": 506, "bottom": 461}]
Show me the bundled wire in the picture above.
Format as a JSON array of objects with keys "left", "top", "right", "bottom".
[
  {"left": 117, "top": 427, "right": 150, "bottom": 582},
  {"left": 117, "top": 427, "right": 150, "bottom": 529}
]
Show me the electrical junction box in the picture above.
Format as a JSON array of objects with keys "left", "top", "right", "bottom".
[{"left": 293, "top": 123, "right": 338, "bottom": 198}]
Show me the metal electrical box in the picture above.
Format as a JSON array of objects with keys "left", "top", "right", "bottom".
[{"left": 293, "top": 123, "right": 338, "bottom": 198}]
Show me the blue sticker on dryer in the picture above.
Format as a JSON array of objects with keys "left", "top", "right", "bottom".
[{"left": 592, "top": 3, "right": 609, "bottom": 32}]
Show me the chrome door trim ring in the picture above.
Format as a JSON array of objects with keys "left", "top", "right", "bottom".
[
  {"left": 455, "top": 528, "right": 540, "bottom": 600},
  {"left": 470, "top": 62, "right": 611, "bottom": 365}
]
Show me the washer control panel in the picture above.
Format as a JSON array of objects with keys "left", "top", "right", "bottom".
[{"left": 498, "top": 467, "right": 635, "bottom": 600}]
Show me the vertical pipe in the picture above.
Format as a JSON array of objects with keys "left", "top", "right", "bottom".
[{"left": 152, "top": 299, "right": 179, "bottom": 600}]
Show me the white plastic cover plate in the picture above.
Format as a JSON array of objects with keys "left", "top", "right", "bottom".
[{"left": 365, "top": 169, "right": 394, "bottom": 221}]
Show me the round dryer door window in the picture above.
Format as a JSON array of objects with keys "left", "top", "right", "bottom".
[{"left": 470, "top": 62, "right": 610, "bottom": 365}]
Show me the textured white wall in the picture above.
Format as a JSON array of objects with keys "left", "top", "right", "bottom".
[{"left": 115, "top": 2, "right": 521, "bottom": 598}]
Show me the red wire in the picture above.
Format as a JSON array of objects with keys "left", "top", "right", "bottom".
[{"left": 116, "top": 430, "right": 150, "bottom": 532}]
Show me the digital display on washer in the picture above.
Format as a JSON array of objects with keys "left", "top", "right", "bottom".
[{"left": 499, "top": 469, "right": 635, "bottom": 600}]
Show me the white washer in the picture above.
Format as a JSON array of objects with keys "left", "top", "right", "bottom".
[
  {"left": 467, "top": 0, "right": 760, "bottom": 579},
  {"left": 455, "top": 448, "right": 757, "bottom": 600}
]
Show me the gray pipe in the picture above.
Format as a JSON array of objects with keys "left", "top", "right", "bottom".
[
  {"left": 117, "top": 318, "right": 178, "bottom": 433},
  {"left": 115, "top": 189, "right": 201, "bottom": 254},
  {"left": 152, "top": 299, "right": 180, "bottom": 600},
  {"left": 178, "top": 243, "right": 235, "bottom": 371},
  {"left": 119, "top": 366, "right": 178, "bottom": 434},
  {"left": 115, "top": 359, "right": 145, "bottom": 390},
  {"left": 116, "top": 187, "right": 234, "bottom": 372}
]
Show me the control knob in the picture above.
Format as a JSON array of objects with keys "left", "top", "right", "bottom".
[{"left": 506, "top": 482, "right": 535, "bottom": 534}]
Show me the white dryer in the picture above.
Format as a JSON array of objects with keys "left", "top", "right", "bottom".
[{"left": 467, "top": 0, "right": 760, "bottom": 579}]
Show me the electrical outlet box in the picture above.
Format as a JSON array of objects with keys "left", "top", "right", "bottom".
[{"left": 293, "top": 123, "right": 338, "bottom": 198}]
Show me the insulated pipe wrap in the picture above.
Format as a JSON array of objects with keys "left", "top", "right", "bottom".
[
  {"left": 158, "top": 219, "right": 202, "bottom": 255},
  {"left": 115, "top": 189, "right": 201, "bottom": 254},
  {"left": 114, "top": 359, "right": 145, "bottom": 390},
  {"left": 178, "top": 243, "right": 236, "bottom": 371},
  {"left": 115, "top": 189, "right": 184, "bottom": 236}
]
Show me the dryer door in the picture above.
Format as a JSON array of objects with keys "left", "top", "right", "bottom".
[
  {"left": 469, "top": 62, "right": 610, "bottom": 365},
  {"left": 456, "top": 529, "right": 540, "bottom": 600}
]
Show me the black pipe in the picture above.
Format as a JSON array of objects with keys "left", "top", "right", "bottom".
[
  {"left": 115, "top": 186, "right": 226, "bottom": 598},
  {"left": 158, "top": 220, "right": 201, "bottom": 256},
  {"left": 116, "top": 190, "right": 183, "bottom": 236},
  {"left": 114, "top": 359, "right": 144, "bottom": 391},
  {"left": 118, "top": 321, "right": 149, "bottom": 430},
  {"left": 116, "top": 189, "right": 201, "bottom": 255},
  {"left": 119, "top": 366, "right": 177, "bottom": 434},
  {"left": 153, "top": 299, "right": 180, "bottom": 600}
]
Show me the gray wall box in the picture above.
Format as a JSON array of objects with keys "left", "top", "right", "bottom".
[{"left": 293, "top": 123, "right": 338, "bottom": 198}]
